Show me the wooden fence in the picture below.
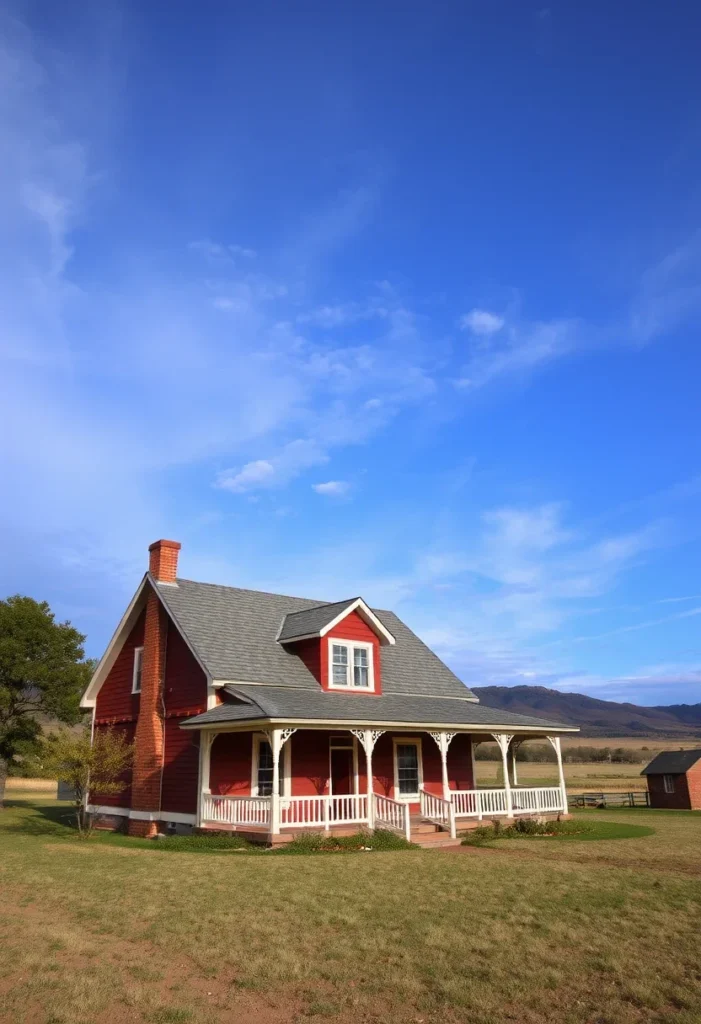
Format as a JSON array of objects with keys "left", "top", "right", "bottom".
[{"left": 570, "top": 791, "right": 650, "bottom": 808}]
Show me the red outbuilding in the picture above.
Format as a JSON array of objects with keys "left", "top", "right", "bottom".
[{"left": 641, "top": 749, "right": 701, "bottom": 810}]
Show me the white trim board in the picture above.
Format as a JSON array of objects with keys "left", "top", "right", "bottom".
[
  {"left": 392, "top": 737, "right": 424, "bottom": 801},
  {"left": 181, "top": 717, "right": 578, "bottom": 735}
]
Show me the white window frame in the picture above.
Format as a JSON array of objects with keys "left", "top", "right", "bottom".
[
  {"left": 663, "top": 774, "right": 675, "bottom": 794},
  {"left": 251, "top": 733, "right": 291, "bottom": 798},
  {"left": 392, "top": 737, "right": 424, "bottom": 801},
  {"left": 131, "top": 647, "right": 144, "bottom": 694},
  {"left": 327, "top": 638, "right": 375, "bottom": 692},
  {"left": 328, "top": 736, "right": 359, "bottom": 796}
]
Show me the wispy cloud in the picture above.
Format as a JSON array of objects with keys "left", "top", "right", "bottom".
[
  {"left": 216, "top": 441, "right": 329, "bottom": 494},
  {"left": 458, "top": 309, "right": 505, "bottom": 336},
  {"left": 312, "top": 480, "right": 350, "bottom": 497}
]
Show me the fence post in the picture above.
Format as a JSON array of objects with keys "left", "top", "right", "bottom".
[
  {"left": 324, "top": 796, "right": 330, "bottom": 831},
  {"left": 477, "top": 790, "right": 483, "bottom": 821}
]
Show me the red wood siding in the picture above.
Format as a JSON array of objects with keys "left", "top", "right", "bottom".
[
  {"left": 95, "top": 611, "right": 144, "bottom": 722},
  {"left": 295, "top": 638, "right": 322, "bottom": 686},
  {"left": 161, "top": 719, "right": 200, "bottom": 814},
  {"left": 90, "top": 722, "right": 135, "bottom": 806},
  {"left": 647, "top": 763, "right": 701, "bottom": 810},
  {"left": 324, "top": 610, "right": 382, "bottom": 694},
  {"left": 210, "top": 732, "right": 253, "bottom": 795},
  {"left": 163, "top": 620, "right": 207, "bottom": 713},
  {"left": 95, "top": 597, "right": 208, "bottom": 818},
  {"left": 289, "top": 730, "right": 332, "bottom": 796}
]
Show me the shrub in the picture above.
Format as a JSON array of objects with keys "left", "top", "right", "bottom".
[
  {"left": 281, "top": 829, "right": 416, "bottom": 854},
  {"left": 461, "top": 818, "right": 593, "bottom": 846}
]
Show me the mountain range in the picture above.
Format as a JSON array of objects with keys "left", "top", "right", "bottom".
[{"left": 472, "top": 686, "right": 701, "bottom": 738}]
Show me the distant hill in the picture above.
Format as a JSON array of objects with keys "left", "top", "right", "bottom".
[{"left": 472, "top": 685, "right": 701, "bottom": 738}]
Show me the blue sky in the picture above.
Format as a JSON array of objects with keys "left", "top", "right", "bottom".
[{"left": 2, "top": 1, "right": 701, "bottom": 706}]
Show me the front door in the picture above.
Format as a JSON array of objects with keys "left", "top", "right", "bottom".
[{"left": 330, "top": 747, "right": 354, "bottom": 795}]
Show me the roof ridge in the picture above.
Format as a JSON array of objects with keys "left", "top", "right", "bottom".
[{"left": 169, "top": 578, "right": 393, "bottom": 614}]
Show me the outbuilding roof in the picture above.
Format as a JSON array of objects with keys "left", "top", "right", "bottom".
[{"left": 641, "top": 749, "right": 701, "bottom": 776}]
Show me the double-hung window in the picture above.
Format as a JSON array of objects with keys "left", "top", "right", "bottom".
[
  {"left": 394, "top": 740, "right": 422, "bottom": 799},
  {"left": 131, "top": 647, "right": 143, "bottom": 694},
  {"left": 329, "top": 640, "right": 374, "bottom": 691},
  {"left": 252, "top": 736, "right": 286, "bottom": 797}
]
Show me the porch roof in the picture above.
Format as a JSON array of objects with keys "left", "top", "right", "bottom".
[{"left": 181, "top": 683, "right": 575, "bottom": 732}]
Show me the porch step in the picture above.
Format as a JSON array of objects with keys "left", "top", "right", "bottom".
[{"left": 412, "top": 832, "right": 463, "bottom": 849}]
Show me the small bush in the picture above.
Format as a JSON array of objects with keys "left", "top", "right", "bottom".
[
  {"left": 461, "top": 818, "right": 593, "bottom": 846},
  {"left": 281, "top": 828, "right": 416, "bottom": 854}
]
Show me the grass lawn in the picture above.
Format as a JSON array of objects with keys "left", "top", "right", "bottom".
[
  {"left": 475, "top": 759, "right": 650, "bottom": 792},
  {"left": 0, "top": 797, "right": 700, "bottom": 1024}
]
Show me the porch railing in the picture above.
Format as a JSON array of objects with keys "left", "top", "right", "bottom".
[
  {"left": 374, "top": 793, "right": 411, "bottom": 841},
  {"left": 201, "top": 794, "right": 271, "bottom": 827},
  {"left": 281, "top": 794, "right": 368, "bottom": 829},
  {"left": 450, "top": 786, "right": 564, "bottom": 819},
  {"left": 419, "top": 789, "right": 457, "bottom": 838}
]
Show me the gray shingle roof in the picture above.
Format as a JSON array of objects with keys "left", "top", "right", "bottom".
[
  {"left": 155, "top": 577, "right": 475, "bottom": 700},
  {"left": 181, "top": 683, "right": 575, "bottom": 731},
  {"left": 277, "top": 599, "right": 359, "bottom": 642},
  {"left": 641, "top": 749, "right": 701, "bottom": 775}
]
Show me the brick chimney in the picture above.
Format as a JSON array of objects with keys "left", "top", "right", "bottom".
[
  {"left": 149, "top": 539, "right": 181, "bottom": 584},
  {"left": 129, "top": 540, "right": 180, "bottom": 837}
]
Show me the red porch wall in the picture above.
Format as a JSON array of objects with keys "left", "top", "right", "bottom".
[
  {"left": 210, "top": 732, "right": 253, "bottom": 795},
  {"left": 207, "top": 730, "right": 475, "bottom": 806}
]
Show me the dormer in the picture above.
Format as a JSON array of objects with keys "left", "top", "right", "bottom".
[{"left": 277, "top": 598, "right": 395, "bottom": 695}]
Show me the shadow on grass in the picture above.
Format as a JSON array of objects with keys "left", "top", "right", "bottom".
[{"left": 1, "top": 799, "right": 78, "bottom": 837}]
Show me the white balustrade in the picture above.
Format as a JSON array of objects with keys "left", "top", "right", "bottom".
[
  {"left": 450, "top": 786, "right": 564, "bottom": 819},
  {"left": 419, "top": 789, "right": 457, "bottom": 838},
  {"left": 201, "top": 794, "right": 271, "bottom": 826},
  {"left": 281, "top": 794, "right": 369, "bottom": 830},
  {"left": 374, "top": 793, "right": 411, "bottom": 841}
]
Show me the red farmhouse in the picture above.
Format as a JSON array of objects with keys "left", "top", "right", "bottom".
[{"left": 82, "top": 540, "right": 577, "bottom": 846}]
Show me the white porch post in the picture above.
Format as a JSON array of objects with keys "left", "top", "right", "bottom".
[
  {"left": 492, "top": 734, "right": 514, "bottom": 818},
  {"left": 547, "top": 736, "right": 568, "bottom": 813},
  {"left": 351, "top": 729, "right": 385, "bottom": 829},
  {"left": 508, "top": 740, "right": 520, "bottom": 787},
  {"left": 429, "top": 732, "right": 456, "bottom": 801},
  {"left": 197, "top": 731, "right": 214, "bottom": 826},
  {"left": 266, "top": 728, "right": 297, "bottom": 835}
]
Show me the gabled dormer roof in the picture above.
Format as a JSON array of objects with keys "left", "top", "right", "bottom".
[{"left": 277, "top": 597, "right": 396, "bottom": 645}]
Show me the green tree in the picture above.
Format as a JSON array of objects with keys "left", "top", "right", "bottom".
[
  {"left": 38, "top": 727, "right": 134, "bottom": 836},
  {"left": 0, "top": 595, "right": 93, "bottom": 807}
]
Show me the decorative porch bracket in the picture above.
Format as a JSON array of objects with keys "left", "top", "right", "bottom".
[
  {"left": 265, "top": 728, "right": 298, "bottom": 835},
  {"left": 546, "top": 735, "right": 568, "bottom": 814},
  {"left": 429, "top": 731, "right": 456, "bottom": 800},
  {"left": 350, "top": 729, "right": 385, "bottom": 828},
  {"left": 491, "top": 734, "right": 514, "bottom": 818}
]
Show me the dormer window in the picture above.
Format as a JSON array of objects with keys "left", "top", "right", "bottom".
[{"left": 329, "top": 639, "right": 374, "bottom": 691}]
